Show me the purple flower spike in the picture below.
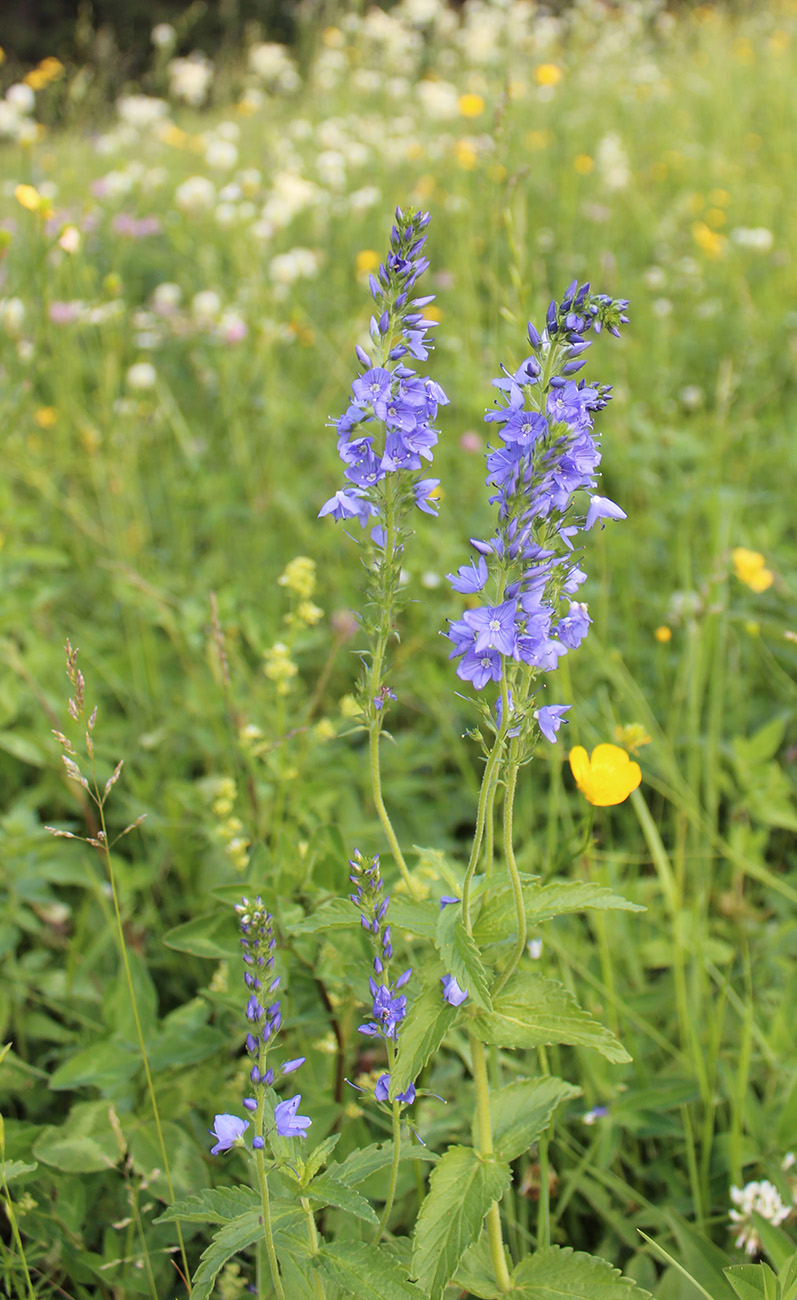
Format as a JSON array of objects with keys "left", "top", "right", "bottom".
[
  {"left": 274, "top": 1095, "right": 311, "bottom": 1139},
  {"left": 209, "top": 1114, "right": 249, "bottom": 1155},
  {"left": 442, "top": 974, "right": 469, "bottom": 1007}
]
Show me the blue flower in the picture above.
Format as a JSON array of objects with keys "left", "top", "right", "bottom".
[
  {"left": 585, "top": 495, "right": 626, "bottom": 530},
  {"left": 375, "top": 1073, "right": 416, "bottom": 1104},
  {"left": 209, "top": 1113, "right": 249, "bottom": 1155},
  {"left": 442, "top": 974, "right": 469, "bottom": 1007},
  {"left": 274, "top": 1095, "right": 311, "bottom": 1139},
  {"left": 535, "top": 705, "right": 571, "bottom": 744}
]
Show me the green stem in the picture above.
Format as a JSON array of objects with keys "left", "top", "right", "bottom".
[
  {"left": 300, "top": 1196, "right": 326, "bottom": 1300},
  {"left": 470, "top": 1035, "right": 512, "bottom": 1292},
  {"left": 254, "top": 1114, "right": 287, "bottom": 1300},
  {"left": 374, "top": 1040, "right": 402, "bottom": 1244},
  {"left": 462, "top": 740, "right": 506, "bottom": 934},
  {"left": 491, "top": 761, "right": 525, "bottom": 998},
  {"left": 536, "top": 1045, "right": 552, "bottom": 1248},
  {"left": 0, "top": 1182, "right": 35, "bottom": 1300}
]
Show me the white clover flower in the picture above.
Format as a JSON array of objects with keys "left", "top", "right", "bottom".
[
  {"left": 730, "top": 1181, "right": 790, "bottom": 1256},
  {"left": 731, "top": 227, "right": 774, "bottom": 253},
  {"left": 0, "top": 102, "right": 24, "bottom": 141},
  {"left": 168, "top": 53, "right": 213, "bottom": 106},
  {"left": 261, "top": 171, "right": 321, "bottom": 229},
  {"left": 116, "top": 94, "right": 169, "bottom": 130},
  {"left": 205, "top": 139, "right": 238, "bottom": 170},
  {"left": 126, "top": 361, "right": 158, "bottom": 391},
  {"left": 151, "top": 282, "right": 182, "bottom": 315},
  {"left": 596, "top": 132, "right": 630, "bottom": 192},
  {"left": 416, "top": 79, "right": 459, "bottom": 120},
  {"left": 269, "top": 248, "right": 320, "bottom": 286},
  {"left": 175, "top": 175, "right": 216, "bottom": 212},
  {"left": 0, "top": 297, "right": 26, "bottom": 335},
  {"left": 248, "top": 42, "right": 300, "bottom": 92},
  {"left": 192, "top": 289, "right": 222, "bottom": 322},
  {"left": 6, "top": 83, "right": 36, "bottom": 115},
  {"left": 151, "top": 22, "right": 177, "bottom": 49},
  {"left": 316, "top": 149, "right": 346, "bottom": 189}
]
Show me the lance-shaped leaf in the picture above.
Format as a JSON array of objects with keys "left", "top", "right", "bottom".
[
  {"left": 189, "top": 1202, "right": 307, "bottom": 1300},
  {"left": 435, "top": 903, "right": 492, "bottom": 1011},
  {"left": 318, "top": 1240, "right": 427, "bottom": 1300},
  {"left": 305, "top": 1171, "right": 378, "bottom": 1224},
  {"left": 411, "top": 1145, "right": 511, "bottom": 1300},
  {"left": 288, "top": 898, "right": 359, "bottom": 935},
  {"left": 472, "top": 973, "right": 631, "bottom": 1064},
  {"left": 511, "top": 1245, "right": 653, "bottom": 1300},
  {"left": 471, "top": 1076, "right": 582, "bottom": 1162},
  {"left": 155, "top": 1185, "right": 258, "bottom": 1225},
  {"left": 474, "top": 880, "right": 642, "bottom": 947},
  {"left": 333, "top": 1140, "right": 438, "bottom": 1190},
  {"left": 391, "top": 981, "right": 460, "bottom": 1097}
]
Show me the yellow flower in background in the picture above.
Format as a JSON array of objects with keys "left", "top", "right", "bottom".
[
  {"left": 34, "top": 406, "right": 57, "bottom": 428},
  {"left": 569, "top": 744, "right": 642, "bottom": 807},
  {"left": 732, "top": 547, "right": 773, "bottom": 592},
  {"left": 15, "top": 184, "right": 43, "bottom": 212},
  {"left": 458, "top": 93, "right": 485, "bottom": 118},
  {"left": 654, "top": 625, "right": 672, "bottom": 643},
  {"left": 453, "top": 139, "right": 478, "bottom": 170},
  {"left": 692, "top": 221, "right": 726, "bottom": 259},
  {"left": 614, "top": 723, "right": 651, "bottom": 754},
  {"left": 355, "top": 248, "right": 380, "bottom": 277},
  {"left": 535, "top": 64, "right": 563, "bottom": 86},
  {"left": 574, "top": 154, "right": 594, "bottom": 175}
]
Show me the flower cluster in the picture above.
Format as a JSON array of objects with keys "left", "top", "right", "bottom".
[
  {"left": 319, "top": 207, "right": 449, "bottom": 542},
  {"left": 446, "top": 281, "right": 629, "bottom": 747},
  {"left": 209, "top": 897, "right": 310, "bottom": 1156},
  {"left": 349, "top": 850, "right": 415, "bottom": 1103},
  {"left": 729, "top": 1180, "right": 791, "bottom": 1256}
]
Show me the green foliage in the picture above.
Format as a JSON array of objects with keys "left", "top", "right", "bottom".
[
  {"left": 318, "top": 1240, "right": 427, "bottom": 1300},
  {"left": 480, "top": 1076, "right": 582, "bottom": 1162},
  {"left": 474, "top": 880, "right": 644, "bottom": 948},
  {"left": 411, "top": 1145, "right": 512, "bottom": 1299},
  {"left": 391, "top": 980, "right": 461, "bottom": 1096},
  {"left": 435, "top": 901, "right": 493, "bottom": 1010},
  {"left": 511, "top": 1246, "right": 652, "bottom": 1300},
  {"left": 472, "top": 973, "right": 632, "bottom": 1063}
]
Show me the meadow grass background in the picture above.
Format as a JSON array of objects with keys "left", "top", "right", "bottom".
[{"left": 1, "top": 2, "right": 796, "bottom": 1296}]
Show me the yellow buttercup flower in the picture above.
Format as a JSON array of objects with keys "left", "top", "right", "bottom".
[
  {"left": 458, "top": 93, "right": 485, "bottom": 118},
  {"left": 732, "top": 547, "right": 773, "bottom": 593},
  {"left": 569, "top": 744, "right": 641, "bottom": 807},
  {"left": 15, "top": 184, "right": 43, "bottom": 212},
  {"left": 654, "top": 625, "right": 672, "bottom": 643},
  {"left": 355, "top": 248, "right": 380, "bottom": 277},
  {"left": 613, "top": 723, "right": 651, "bottom": 754},
  {"left": 535, "top": 64, "right": 563, "bottom": 86}
]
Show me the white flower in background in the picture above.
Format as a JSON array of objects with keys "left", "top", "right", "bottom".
[
  {"left": 314, "top": 47, "right": 347, "bottom": 92},
  {"left": 248, "top": 42, "right": 300, "bottom": 92},
  {"left": 151, "top": 23, "right": 177, "bottom": 50},
  {"left": 175, "top": 175, "right": 216, "bottom": 212},
  {"left": 126, "top": 361, "right": 157, "bottom": 391},
  {"left": 352, "top": 69, "right": 381, "bottom": 94},
  {"left": 238, "top": 87, "right": 265, "bottom": 114},
  {"left": 205, "top": 138, "right": 238, "bottom": 170},
  {"left": 238, "top": 168, "right": 261, "bottom": 194},
  {"left": 652, "top": 298, "right": 673, "bottom": 318},
  {"left": 168, "top": 53, "right": 213, "bottom": 106},
  {"left": 269, "top": 248, "right": 320, "bottom": 286},
  {"left": 192, "top": 290, "right": 222, "bottom": 323},
  {"left": 397, "top": 0, "right": 444, "bottom": 26},
  {"left": 731, "top": 227, "right": 774, "bottom": 253},
  {"left": 152, "top": 282, "right": 182, "bottom": 315},
  {"left": 6, "top": 83, "right": 36, "bottom": 115},
  {"left": 729, "top": 1181, "right": 790, "bottom": 1256},
  {"left": 117, "top": 94, "right": 169, "bottom": 130},
  {"left": 214, "top": 202, "right": 238, "bottom": 227},
  {"left": 96, "top": 168, "right": 136, "bottom": 199},
  {"left": 348, "top": 185, "right": 381, "bottom": 214},
  {"left": 416, "top": 79, "right": 459, "bottom": 120},
  {"left": 596, "top": 132, "right": 630, "bottom": 191},
  {"left": 680, "top": 385, "right": 704, "bottom": 412},
  {"left": 58, "top": 225, "right": 81, "bottom": 254},
  {"left": 316, "top": 149, "right": 346, "bottom": 189},
  {"left": 261, "top": 171, "right": 321, "bottom": 229},
  {"left": 643, "top": 265, "right": 666, "bottom": 290},
  {"left": 0, "top": 298, "right": 26, "bottom": 335},
  {"left": 218, "top": 310, "right": 248, "bottom": 344}
]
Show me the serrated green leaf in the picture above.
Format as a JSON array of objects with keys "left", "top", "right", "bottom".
[
  {"left": 155, "top": 1186, "right": 258, "bottom": 1225},
  {"left": 0, "top": 1159, "right": 38, "bottom": 1183},
  {"left": 511, "top": 1245, "right": 652, "bottom": 1300},
  {"left": 333, "top": 1141, "right": 438, "bottom": 1190},
  {"left": 162, "top": 910, "right": 238, "bottom": 959},
  {"left": 483, "top": 1076, "right": 581, "bottom": 1162},
  {"left": 302, "top": 1132, "right": 342, "bottom": 1184},
  {"left": 392, "top": 982, "right": 460, "bottom": 1096},
  {"left": 474, "top": 881, "right": 643, "bottom": 948},
  {"left": 288, "top": 897, "right": 359, "bottom": 935},
  {"left": 390, "top": 896, "right": 440, "bottom": 940},
  {"left": 436, "top": 904, "right": 492, "bottom": 1010},
  {"left": 411, "top": 1145, "right": 511, "bottom": 1300},
  {"left": 725, "top": 1265, "right": 772, "bottom": 1300},
  {"left": 319, "top": 1239, "right": 426, "bottom": 1300},
  {"left": 190, "top": 1202, "right": 307, "bottom": 1300},
  {"left": 455, "top": 1234, "right": 509, "bottom": 1298},
  {"left": 306, "top": 1171, "right": 378, "bottom": 1223},
  {"left": 472, "top": 974, "right": 630, "bottom": 1063}
]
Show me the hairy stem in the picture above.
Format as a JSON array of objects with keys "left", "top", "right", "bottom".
[
  {"left": 491, "top": 761, "right": 526, "bottom": 998},
  {"left": 254, "top": 1141, "right": 286, "bottom": 1300},
  {"left": 300, "top": 1196, "right": 327, "bottom": 1300},
  {"left": 374, "top": 1040, "right": 402, "bottom": 1244},
  {"left": 470, "top": 1035, "right": 512, "bottom": 1292}
]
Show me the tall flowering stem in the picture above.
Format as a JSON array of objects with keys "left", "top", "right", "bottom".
[
  {"left": 447, "top": 283, "right": 629, "bottom": 1286},
  {"left": 320, "top": 208, "right": 448, "bottom": 894}
]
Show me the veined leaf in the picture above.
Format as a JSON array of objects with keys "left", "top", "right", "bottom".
[
  {"left": 472, "top": 973, "right": 631, "bottom": 1064},
  {"left": 455, "top": 1234, "right": 510, "bottom": 1299},
  {"left": 306, "top": 1171, "right": 378, "bottom": 1223},
  {"left": 318, "top": 1240, "right": 426, "bottom": 1300},
  {"left": 479, "top": 1076, "right": 582, "bottom": 1162},
  {"left": 474, "top": 881, "right": 643, "bottom": 948},
  {"left": 391, "top": 895, "right": 440, "bottom": 940},
  {"left": 436, "top": 903, "right": 493, "bottom": 1011},
  {"left": 511, "top": 1245, "right": 653, "bottom": 1300},
  {"left": 333, "top": 1141, "right": 438, "bottom": 1190},
  {"left": 288, "top": 897, "right": 359, "bottom": 935},
  {"left": 302, "top": 1132, "right": 342, "bottom": 1184},
  {"left": 162, "top": 910, "right": 237, "bottom": 959},
  {"left": 0, "top": 1159, "right": 38, "bottom": 1183},
  {"left": 155, "top": 1185, "right": 258, "bottom": 1225},
  {"left": 725, "top": 1265, "right": 773, "bottom": 1300},
  {"left": 411, "top": 1145, "right": 511, "bottom": 1300},
  {"left": 392, "top": 981, "right": 460, "bottom": 1096},
  {"left": 190, "top": 1202, "right": 307, "bottom": 1300}
]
